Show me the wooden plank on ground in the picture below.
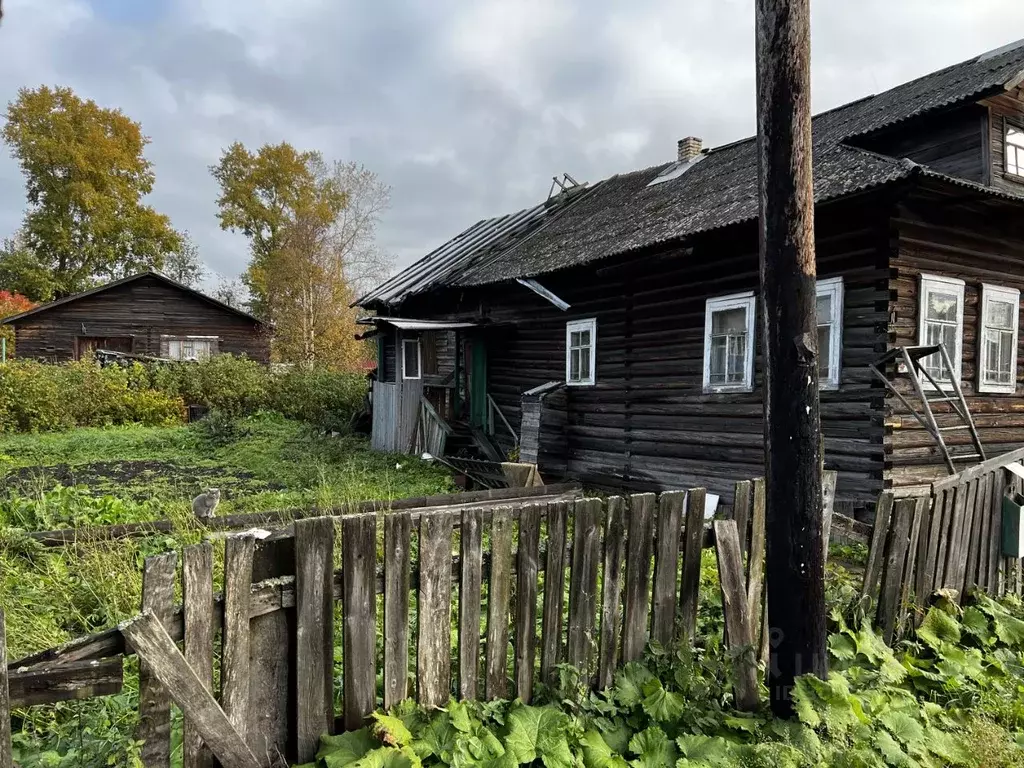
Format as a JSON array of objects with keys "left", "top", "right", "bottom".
[
  {"left": 876, "top": 499, "right": 915, "bottom": 644},
  {"left": 222, "top": 534, "right": 255, "bottom": 741},
  {"left": 597, "top": 497, "right": 626, "bottom": 690},
  {"left": 418, "top": 511, "right": 453, "bottom": 708},
  {"left": 514, "top": 504, "right": 542, "bottom": 702},
  {"left": 137, "top": 551, "right": 177, "bottom": 768},
  {"left": 7, "top": 657, "right": 123, "bottom": 708},
  {"left": 384, "top": 512, "right": 412, "bottom": 708},
  {"left": 0, "top": 609, "right": 11, "bottom": 768},
  {"left": 622, "top": 494, "right": 656, "bottom": 663},
  {"left": 732, "top": 480, "right": 753, "bottom": 559},
  {"left": 567, "top": 499, "right": 600, "bottom": 673},
  {"left": 862, "top": 492, "right": 894, "bottom": 600},
  {"left": 183, "top": 543, "right": 214, "bottom": 768},
  {"left": 485, "top": 507, "right": 514, "bottom": 700},
  {"left": 821, "top": 471, "right": 838, "bottom": 562},
  {"left": 343, "top": 514, "right": 377, "bottom": 731},
  {"left": 121, "top": 613, "right": 260, "bottom": 768},
  {"left": 295, "top": 517, "right": 335, "bottom": 761},
  {"left": 540, "top": 501, "right": 568, "bottom": 683},
  {"left": 746, "top": 478, "right": 767, "bottom": 648},
  {"left": 678, "top": 488, "right": 706, "bottom": 643},
  {"left": 650, "top": 491, "right": 685, "bottom": 647},
  {"left": 458, "top": 508, "right": 483, "bottom": 700},
  {"left": 713, "top": 520, "right": 757, "bottom": 712}
]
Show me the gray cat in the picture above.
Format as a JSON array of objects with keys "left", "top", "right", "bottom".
[{"left": 192, "top": 488, "right": 221, "bottom": 520}]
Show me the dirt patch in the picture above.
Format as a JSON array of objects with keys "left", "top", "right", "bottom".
[{"left": 0, "top": 460, "right": 285, "bottom": 501}]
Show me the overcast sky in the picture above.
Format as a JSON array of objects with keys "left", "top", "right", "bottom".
[{"left": 0, "top": 1, "right": 1021, "bottom": 286}]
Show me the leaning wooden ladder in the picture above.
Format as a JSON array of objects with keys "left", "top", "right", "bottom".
[{"left": 869, "top": 344, "right": 986, "bottom": 474}]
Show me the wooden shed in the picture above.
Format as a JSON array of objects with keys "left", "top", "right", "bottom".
[
  {"left": 358, "top": 41, "right": 1024, "bottom": 513},
  {"left": 1, "top": 271, "right": 270, "bottom": 363}
]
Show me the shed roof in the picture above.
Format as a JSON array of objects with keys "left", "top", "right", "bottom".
[
  {"left": 359, "top": 39, "right": 1024, "bottom": 309},
  {"left": 0, "top": 271, "right": 267, "bottom": 326}
]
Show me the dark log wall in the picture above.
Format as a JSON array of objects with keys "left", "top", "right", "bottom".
[
  {"left": 887, "top": 189, "right": 1024, "bottom": 489},
  {"left": 400, "top": 199, "right": 892, "bottom": 508},
  {"left": 982, "top": 87, "right": 1024, "bottom": 193},
  {"left": 855, "top": 105, "right": 987, "bottom": 183},
  {"left": 11, "top": 275, "right": 270, "bottom": 363}
]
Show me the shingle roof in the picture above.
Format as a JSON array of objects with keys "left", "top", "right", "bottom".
[{"left": 360, "top": 40, "right": 1024, "bottom": 308}]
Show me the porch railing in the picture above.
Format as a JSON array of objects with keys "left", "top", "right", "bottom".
[
  {"left": 486, "top": 393, "right": 519, "bottom": 448},
  {"left": 413, "top": 396, "right": 453, "bottom": 457}
]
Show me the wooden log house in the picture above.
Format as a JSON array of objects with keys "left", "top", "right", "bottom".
[
  {"left": 357, "top": 41, "right": 1024, "bottom": 513},
  {"left": 1, "top": 271, "right": 271, "bottom": 363}
]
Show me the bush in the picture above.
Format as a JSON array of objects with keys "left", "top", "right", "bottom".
[{"left": 268, "top": 367, "right": 366, "bottom": 431}]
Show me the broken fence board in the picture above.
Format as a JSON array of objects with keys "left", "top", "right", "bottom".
[
  {"left": 900, "top": 496, "right": 927, "bottom": 619},
  {"left": 138, "top": 551, "right": 177, "bottom": 768},
  {"left": 651, "top": 491, "right": 685, "bottom": 647},
  {"left": 384, "top": 512, "right": 412, "bottom": 709},
  {"left": 678, "top": 488, "right": 706, "bottom": 643},
  {"left": 876, "top": 499, "right": 915, "bottom": 644},
  {"left": 343, "top": 514, "right": 377, "bottom": 731},
  {"left": 540, "top": 501, "right": 568, "bottom": 684},
  {"left": 862, "top": 492, "right": 894, "bottom": 601},
  {"left": 458, "top": 508, "right": 483, "bottom": 700},
  {"left": 222, "top": 535, "right": 255, "bottom": 742},
  {"left": 567, "top": 499, "right": 600, "bottom": 674},
  {"left": 485, "top": 507, "right": 514, "bottom": 700},
  {"left": 713, "top": 520, "right": 758, "bottom": 712},
  {"left": 732, "top": 480, "right": 753, "bottom": 560},
  {"left": 597, "top": 497, "right": 626, "bottom": 691},
  {"left": 622, "top": 494, "right": 656, "bottom": 663},
  {"left": 746, "top": 478, "right": 767, "bottom": 650},
  {"left": 7, "top": 657, "right": 123, "bottom": 708},
  {"left": 821, "top": 471, "right": 838, "bottom": 563},
  {"left": 934, "top": 487, "right": 957, "bottom": 592},
  {"left": 514, "top": 504, "right": 542, "bottom": 702},
  {"left": 953, "top": 479, "right": 979, "bottom": 597},
  {"left": 418, "top": 511, "right": 453, "bottom": 708},
  {"left": 295, "top": 517, "right": 335, "bottom": 761},
  {"left": 183, "top": 543, "right": 214, "bottom": 768},
  {"left": 121, "top": 613, "right": 260, "bottom": 768}
]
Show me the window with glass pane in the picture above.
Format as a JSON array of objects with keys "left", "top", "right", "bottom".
[
  {"left": 1007, "top": 123, "right": 1024, "bottom": 177},
  {"left": 402, "top": 338, "right": 421, "bottom": 379},
  {"left": 980, "top": 285, "right": 1020, "bottom": 393},
  {"left": 814, "top": 277, "right": 844, "bottom": 389},
  {"left": 566, "top": 319, "right": 596, "bottom": 385},
  {"left": 918, "top": 275, "right": 964, "bottom": 385},
  {"left": 165, "top": 336, "right": 215, "bottom": 361},
  {"left": 709, "top": 308, "right": 748, "bottom": 384}
]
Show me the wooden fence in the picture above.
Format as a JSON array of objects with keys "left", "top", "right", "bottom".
[
  {"left": 862, "top": 447, "right": 1024, "bottom": 642},
  {"left": 0, "top": 480, "right": 799, "bottom": 768}
]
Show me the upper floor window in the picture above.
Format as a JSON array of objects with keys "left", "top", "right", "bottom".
[
  {"left": 402, "top": 337, "right": 421, "bottom": 380},
  {"left": 816, "top": 277, "right": 844, "bottom": 390},
  {"left": 979, "top": 284, "right": 1020, "bottom": 394},
  {"left": 703, "top": 292, "right": 756, "bottom": 392},
  {"left": 1006, "top": 122, "right": 1024, "bottom": 178},
  {"left": 918, "top": 274, "right": 965, "bottom": 385},
  {"left": 566, "top": 318, "right": 597, "bottom": 386}
]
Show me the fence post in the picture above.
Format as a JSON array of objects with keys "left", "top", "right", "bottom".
[
  {"left": 183, "top": 543, "right": 214, "bottom": 768},
  {"left": 138, "top": 552, "right": 177, "bottom": 768},
  {"left": 0, "top": 609, "right": 12, "bottom": 768},
  {"left": 343, "top": 514, "right": 377, "bottom": 731},
  {"left": 222, "top": 535, "right": 255, "bottom": 741}
]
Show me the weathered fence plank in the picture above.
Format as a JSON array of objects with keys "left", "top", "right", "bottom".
[
  {"left": 597, "top": 497, "right": 626, "bottom": 690},
  {"left": 418, "top": 511, "right": 453, "bottom": 708},
  {"left": 384, "top": 512, "right": 412, "bottom": 709},
  {"left": 623, "top": 494, "right": 656, "bottom": 663},
  {"left": 732, "top": 480, "right": 753, "bottom": 559},
  {"left": 989, "top": 470, "right": 1006, "bottom": 593},
  {"left": 900, "top": 496, "right": 927, "bottom": 618},
  {"left": 183, "top": 544, "right": 214, "bottom": 768},
  {"left": 651, "top": 492, "right": 685, "bottom": 647},
  {"left": 458, "top": 508, "right": 483, "bottom": 700},
  {"left": 567, "top": 499, "right": 600, "bottom": 673},
  {"left": 0, "top": 610, "right": 12, "bottom": 768},
  {"left": 295, "top": 517, "right": 335, "bottom": 761},
  {"left": 485, "top": 507, "right": 514, "bottom": 700},
  {"left": 222, "top": 535, "right": 255, "bottom": 741},
  {"left": 966, "top": 476, "right": 987, "bottom": 592},
  {"left": 978, "top": 474, "right": 994, "bottom": 592},
  {"left": 678, "top": 488, "right": 706, "bottom": 643},
  {"left": 138, "top": 552, "right": 177, "bottom": 768},
  {"left": 713, "top": 520, "right": 757, "bottom": 712},
  {"left": 877, "top": 499, "right": 915, "bottom": 643},
  {"left": 514, "top": 505, "right": 542, "bottom": 701},
  {"left": 343, "top": 515, "right": 377, "bottom": 731},
  {"left": 746, "top": 478, "right": 767, "bottom": 647},
  {"left": 7, "top": 657, "right": 123, "bottom": 708},
  {"left": 121, "top": 613, "right": 260, "bottom": 768},
  {"left": 540, "top": 501, "right": 568, "bottom": 683},
  {"left": 953, "top": 479, "right": 979, "bottom": 596},
  {"left": 821, "top": 471, "right": 838, "bottom": 562},
  {"left": 933, "top": 487, "right": 957, "bottom": 591},
  {"left": 942, "top": 483, "right": 969, "bottom": 591},
  {"left": 863, "top": 492, "right": 894, "bottom": 600}
]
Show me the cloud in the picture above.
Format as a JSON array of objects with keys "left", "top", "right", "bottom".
[{"left": 0, "top": 0, "right": 1019, "bottom": 280}]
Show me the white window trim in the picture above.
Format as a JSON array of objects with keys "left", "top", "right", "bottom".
[
  {"left": 978, "top": 283, "right": 1020, "bottom": 394},
  {"left": 703, "top": 291, "right": 756, "bottom": 393},
  {"left": 917, "top": 273, "right": 965, "bottom": 389},
  {"left": 565, "top": 318, "right": 597, "bottom": 386},
  {"left": 160, "top": 334, "right": 219, "bottom": 361},
  {"left": 816, "top": 277, "right": 844, "bottom": 391},
  {"left": 402, "top": 337, "right": 422, "bottom": 380}
]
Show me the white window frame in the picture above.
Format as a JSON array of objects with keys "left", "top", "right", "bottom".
[
  {"left": 917, "top": 274, "right": 965, "bottom": 388},
  {"left": 402, "top": 337, "right": 422, "bottom": 380},
  {"left": 160, "top": 334, "right": 219, "bottom": 361},
  {"left": 978, "top": 283, "right": 1020, "bottom": 394},
  {"left": 565, "top": 318, "right": 597, "bottom": 386},
  {"left": 703, "top": 291, "right": 756, "bottom": 393},
  {"left": 816, "top": 277, "right": 844, "bottom": 391}
]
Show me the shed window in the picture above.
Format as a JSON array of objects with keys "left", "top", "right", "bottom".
[
  {"left": 816, "top": 277, "right": 844, "bottom": 390},
  {"left": 163, "top": 335, "right": 217, "bottom": 361},
  {"left": 918, "top": 274, "right": 965, "bottom": 385},
  {"left": 703, "top": 292, "right": 755, "bottom": 392},
  {"left": 566, "top": 318, "right": 597, "bottom": 386},
  {"left": 1006, "top": 122, "right": 1024, "bottom": 177},
  {"left": 402, "top": 337, "right": 421, "bottom": 380},
  {"left": 979, "top": 284, "right": 1020, "bottom": 394}
]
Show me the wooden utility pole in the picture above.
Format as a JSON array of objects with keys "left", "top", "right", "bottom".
[{"left": 755, "top": 0, "right": 828, "bottom": 716}]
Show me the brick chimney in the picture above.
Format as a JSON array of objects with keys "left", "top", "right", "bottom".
[{"left": 677, "top": 136, "right": 702, "bottom": 163}]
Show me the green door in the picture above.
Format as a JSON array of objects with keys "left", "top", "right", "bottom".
[{"left": 469, "top": 337, "right": 487, "bottom": 428}]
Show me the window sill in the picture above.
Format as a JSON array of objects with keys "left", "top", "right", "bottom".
[
  {"left": 703, "top": 385, "right": 754, "bottom": 395},
  {"left": 565, "top": 380, "right": 596, "bottom": 388},
  {"left": 1002, "top": 171, "right": 1024, "bottom": 185},
  {"left": 978, "top": 384, "right": 1016, "bottom": 395}
]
